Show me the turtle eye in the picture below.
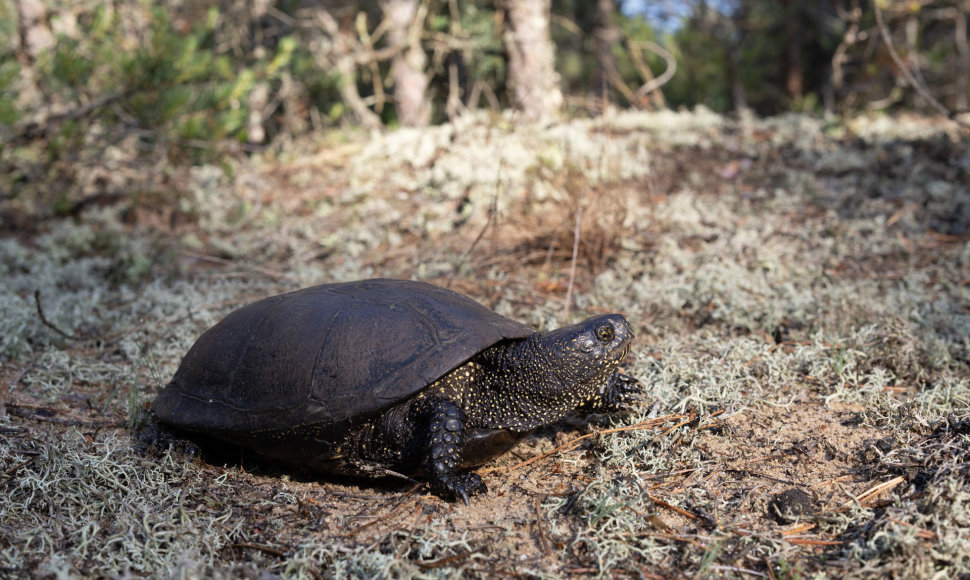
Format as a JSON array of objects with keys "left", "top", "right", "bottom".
[{"left": 596, "top": 324, "right": 615, "bottom": 343}]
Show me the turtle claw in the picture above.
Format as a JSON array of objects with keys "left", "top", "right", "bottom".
[
  {"left": 430, "top": 472, "right": 487, "bottom": 503},
  {"left": 580, "top": 373, "right": 642, "bottom": 414}
]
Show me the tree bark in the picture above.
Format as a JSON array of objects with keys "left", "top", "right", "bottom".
[
  {"left": 727, "top": 44, "right": 748, "bottom": 113},
  {"left": 726, "top": 4, "right": 748, "bottom": 114},
  {"left": 594, "top": 0, "right": 620, "bottom": 104},
  {"left": 783, "top": 0, "right": 804, "bottom": 101},
  {"left": 385, "top": 0, "right": 430, "bottom": 127},
  {"left": 12, "top": 0, "right": 55, "bottom": 113},
  {"left": 498, "top": 0, "right": 563, "bottom": 122},
  {"left": 14, "top": 0, "right": 54, "bottom": 64},
  {"left": 955, "top": 2, "right": 969, "bottom": 111}
]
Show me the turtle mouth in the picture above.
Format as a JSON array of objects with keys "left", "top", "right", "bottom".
[{"left": 612, "top": 341, "right": 632, "bottom": 364}]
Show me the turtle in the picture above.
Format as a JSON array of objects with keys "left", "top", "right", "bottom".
[{"left": 150, "top": 278, "right": 639, "bottom": 503}]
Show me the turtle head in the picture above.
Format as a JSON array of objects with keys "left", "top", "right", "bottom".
[
  {"left": 535, "top": 313, "right": 634, "bottom": 388},
  {"left": 468, "top": 313, "right": 636, "bottom": 431}
]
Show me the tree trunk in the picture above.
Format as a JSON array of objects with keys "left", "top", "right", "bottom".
[
  {"left": 12, "top": 0, "right": 54, "bottom": 112},
  {"left": 955, "top": 2, "right": 969, "bottom": 111},
  {"left": 594, "top": 0, "right": 620, "bottom": 104},
  {"left": 725, "top": 4, "right": 748, "bottom": 114},
  {"left": 14, "top": 0, "right": 54, "bottom": 64},
  {"left": 386, "top": 0, "right": 430, "bottom": 127},
  {"left": 498, "top": 0, "right": 563, "bottom": 122},
  {"left": 783, "top": 0, "right": 804, "bottom": 101}
]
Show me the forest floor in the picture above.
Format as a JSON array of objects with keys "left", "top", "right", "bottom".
[{"left": 1, "top": 110, "right": 969, "bottom": 579}]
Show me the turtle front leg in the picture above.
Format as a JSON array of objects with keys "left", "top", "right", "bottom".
[
  {"left": 581, "top": 373, "right": 641, "bottom": 414},
  {"left": 425, "top": 399, "right": 487, "bottom": 504}
]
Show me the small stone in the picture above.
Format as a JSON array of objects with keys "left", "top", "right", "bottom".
[{"left": 767, "top": 488, "right": 815, "bottom": 523}]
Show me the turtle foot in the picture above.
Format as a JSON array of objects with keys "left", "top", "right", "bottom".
[{"left": 431, "top": 472, "right": 487, "bottom": 505}]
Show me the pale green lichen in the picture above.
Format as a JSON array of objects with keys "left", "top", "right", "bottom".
[{"left": 2, "top": 110, "right": 969, "bottom": 578}]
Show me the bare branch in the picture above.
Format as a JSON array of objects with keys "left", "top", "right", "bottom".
[
  {"left": 832, "top": 1, "right": 863, "bottom": 93},
  {"left": 34, "top": 290, "right": 77, "bottom": 340},
  {"left": 873, "top": 0, "right": 970, "bottom": 130},
  {"left": 633, "top": 41, "right": 677, "bottom": 100},
  {"left": 0, "top": 89, "right": 132, "bottom": 147},
  {"left": 563, "top": 205, "right": 581, "bottom": 320}
]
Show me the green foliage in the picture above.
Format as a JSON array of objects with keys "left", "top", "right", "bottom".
[
  {"left": 425, "top": 1, "right": 507, "bottom": 120},
  {"left": 2, "top": 3, "right": 316, "bottom": 157},
  {"left": 100, "top": 6, "right": 280, "bottom": 147},
  {"left": 615, "top": 13, "right": 663, "bottom": 80},
  {"left": 0, "top": 60, "right": 20, "bottom": 125},
  {"left": 664, "top": 23, "right": 732, "bottom": 111},
  {"left": 0, "top": 1, "right": 345, "bottom": 219}
]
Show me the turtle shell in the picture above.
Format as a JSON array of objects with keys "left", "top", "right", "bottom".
[{"left": 151, "top": 279, "right": 535, "bottom": 450}]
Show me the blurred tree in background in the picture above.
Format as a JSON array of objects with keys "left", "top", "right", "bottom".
[{"left": 0, "top": 0, "right": 967, "bottom": 222}]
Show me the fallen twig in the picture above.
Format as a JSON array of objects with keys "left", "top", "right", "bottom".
[
  {"left": 3, "top": 456, "right": 38, "bottom": 478},
  {"left": 5, "top": 403, "right": 124, "bottom": 428},
  {"left": 180, "top": 250, "right": 299, "bottom": 282},
  {"left": 485, "top": 409, "right": 725, "bottom": 475},
  {"left": 645, "top": 493, "right": 699, "bottom": 520},
  {"left": 785, "top": 538, "right": 843, "bottom": 546},
  {"left": 229, "top": 542, "right": 289, "bottom": 558},
  {"left": 34, "top": 290, "right": 77, "bottom": 340},
  {"left": 781, "top": 523, "right": 816, "bottom": 536},
  {"left": 534, "top": 495, "right": 551, "bottom": 556},
  {"left": 343, "top": 483, "right": 422, "bottom": 537},
  {"left": 415, "top": 549, "right": 480, "bottom": 569},
  {"left": 483, "top": 414, "right": 683, "bottom": 474}
]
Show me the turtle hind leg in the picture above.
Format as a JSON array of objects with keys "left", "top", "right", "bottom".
[{"left": 131, "top": 410, "right": 201, "bottom": 460}]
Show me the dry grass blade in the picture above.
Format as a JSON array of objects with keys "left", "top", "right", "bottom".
[
  {"left": 229, "top": 542, "right": 289, "bottom": 558},
  {"left": 414, "top": 549, "right": 480, "bottom": 570},
  {"left": 764, "top": 556, "right": 777, "bottom": 580},
  {"left": 5, "top": 404, "right": 125, "bottom": 428},
  {"left": 780, "top": 523, "right": 816, "bottom": 536},
  {"left": 180, "top": 249, "right": 299, "bottom": 282},
  {"left": 888, "top": 518, "right": 939, "bottom": 541},
  {"left": 343, "top": 483, "right": 422, "bottom": 537},
  {"left": 850, "top": 475, "right": 906, "bottom": 508},
  {"left": 785, "top": 538, "right": 843, "bottom": 546},
  {"left": 654, "top": 408, "right": 725, "bottom": 440}
]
